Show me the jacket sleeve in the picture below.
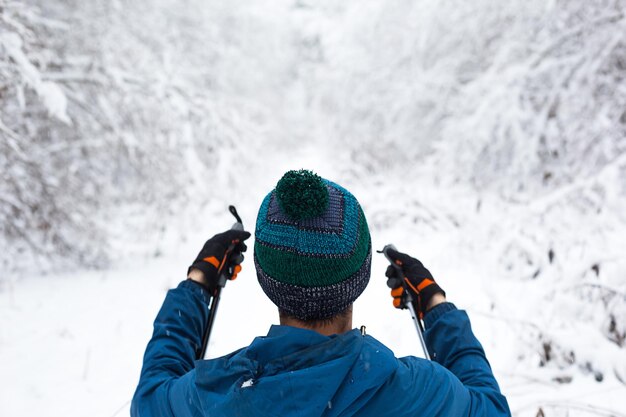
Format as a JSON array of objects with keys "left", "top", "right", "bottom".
[
  {"left": 417, "top": 302, "right": 511, "bottom": 416},
  {"left": 131, "top": 280, "right": 209, "bottom": 417}
]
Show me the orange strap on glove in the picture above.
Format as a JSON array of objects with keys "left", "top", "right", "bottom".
[{"left": 188, "top": 229, "right": 251, "bottom": 293}]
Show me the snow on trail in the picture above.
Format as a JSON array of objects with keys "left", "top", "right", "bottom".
[
  {"left": 1, "top": 143, "right": 625, "bottom": 417},
  {"left": 0, "top": 262, "right": 170, "bottom": 417}
]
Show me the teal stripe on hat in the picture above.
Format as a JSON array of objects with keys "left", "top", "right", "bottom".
[
  {"left": 255, "top": 209, "right": 371, "bottom": 286},
  {"left": 255, "top": 180, "right": 360, "bottom": 256}
]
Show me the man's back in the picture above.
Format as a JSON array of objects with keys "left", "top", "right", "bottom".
[{"left": 132, "top": 281, "right": 510, "bottom": 417}]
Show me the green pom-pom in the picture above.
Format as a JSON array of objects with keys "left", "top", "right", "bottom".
[{"left": 275, "top": 170, "right": 329, "bottom": 220}]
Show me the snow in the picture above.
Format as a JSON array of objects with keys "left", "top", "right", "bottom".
[
  {"left": 1, "top": 0, "right": 626, "bottom": 416},
  {"left": 0, "top": 32, "right": 71, "bottom": 124}
]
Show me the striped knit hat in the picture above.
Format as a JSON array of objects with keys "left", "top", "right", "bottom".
[{"left": 254, "top": 170, "right": 372, "bottom": 321}]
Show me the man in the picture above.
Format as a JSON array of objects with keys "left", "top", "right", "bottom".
[{"left": 131, "top": 170, "right": 511, "bottom": 417}]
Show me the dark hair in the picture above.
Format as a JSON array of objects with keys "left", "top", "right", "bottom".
[{"left": 279, "top": 305, "right": 353, "bottom": 329}]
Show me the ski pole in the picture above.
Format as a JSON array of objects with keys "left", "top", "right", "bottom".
[
  {"left": 380, "top": 244, "right": 431, "bottom": 360},
  {"left": 198, "top": 205, "right": 244, "bottom": 360}
]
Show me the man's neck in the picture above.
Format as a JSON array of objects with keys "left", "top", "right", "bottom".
[{"left": 279, "top": 310, "right": 353, "bottom": 336}]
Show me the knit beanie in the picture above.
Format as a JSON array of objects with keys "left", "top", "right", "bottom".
[{"left": 254, "top": 170, "right": 372, "bottom": 321}]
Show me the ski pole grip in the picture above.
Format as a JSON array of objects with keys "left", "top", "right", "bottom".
[
  {"left": 381, "top": 244, "right": 399, "bottom": 264},
  {"left": 382, "top": 244, "right": 404, "bottom": 289},
  {"left": 229, "top": 205, "right": 243, "bottom": 230},
  {"left": 218, "top": 205, "right": 245, "bottom": 286}
]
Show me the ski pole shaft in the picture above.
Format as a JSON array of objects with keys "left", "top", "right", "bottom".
[
  {"left": 406, "top": 294, "right": 431, "bottom": 360},
  {"left": 200, "top": 288, "right": 221, "bottom": 358},
  {"left": 380, "top": 244, "right": 431, "bottom": 360},
  {"left": 198, "top": 205, "right": 244, "bottom": 360}
]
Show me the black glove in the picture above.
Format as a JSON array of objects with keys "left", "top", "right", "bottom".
[
  {"left": 188, "top": 229, "right": 251, "bottom": 293},
  {"left": 385, "top": 248, "right": 445, "bottom": 318}
]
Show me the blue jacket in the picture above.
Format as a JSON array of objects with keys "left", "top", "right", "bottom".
[{"left": 132, "top": 280, "right": 510, "bottom": 416}]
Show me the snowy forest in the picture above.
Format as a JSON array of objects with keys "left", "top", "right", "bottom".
[{"left": 1, "top": 0, "right": 625, "bottom": 416}]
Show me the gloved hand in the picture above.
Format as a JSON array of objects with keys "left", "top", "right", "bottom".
[
  {"left": 385, "top": 248, "right": 445, "bottom": 318},
  {"left": 188, "top": 229, "right": 251, "bottom": 293}
]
